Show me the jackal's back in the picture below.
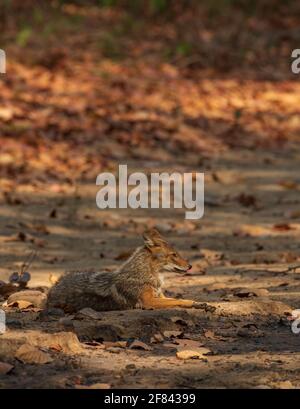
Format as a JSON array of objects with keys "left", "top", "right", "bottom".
[{"left": 46, "top": 270, "right": 121, "bottom": 312}]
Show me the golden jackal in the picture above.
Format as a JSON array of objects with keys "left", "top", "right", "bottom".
[{"left": 47, "top": 229, "right": 214, "bottom": 312}]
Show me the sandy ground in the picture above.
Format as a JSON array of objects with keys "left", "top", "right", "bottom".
[{"left": 1, "top": 146, "right": 300, "bottom": 389}]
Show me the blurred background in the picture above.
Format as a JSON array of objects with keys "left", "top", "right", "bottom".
[
  {"left": 0, "top": 0, "right": 299, "bottom": 182},
  {"left": 0, "top": 0, "right": 300, "bottom": 282}
]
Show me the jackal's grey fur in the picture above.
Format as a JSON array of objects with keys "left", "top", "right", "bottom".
[{"left": 47, "top": 246, "right": 163, "bottom": 312}]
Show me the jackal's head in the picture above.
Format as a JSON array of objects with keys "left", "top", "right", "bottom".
[{"left": 143, "top": 229, "right": 192, "bottom": 273}]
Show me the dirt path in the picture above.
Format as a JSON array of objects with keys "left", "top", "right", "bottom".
[{"left": 1, "top": 146, "right": 300, "bottom": 389}]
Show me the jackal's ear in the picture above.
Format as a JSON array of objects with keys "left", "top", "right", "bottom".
[{"left": 143, "top": 229, "right": 165, "bottom": 247}]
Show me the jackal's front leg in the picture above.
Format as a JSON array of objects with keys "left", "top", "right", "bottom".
[{"left": 140, "top": 287, "right": 199, "bottom": 309}]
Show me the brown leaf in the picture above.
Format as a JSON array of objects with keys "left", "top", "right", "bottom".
[
  {"left": 253, "top": 288, "right": 269, "bottom": 297},
  {"left": 49, "top": 208, "right": 57, "bottom": 218},
  {"left": 237, "top": 193, "right": 257, "bottom": 208},
  {"left": 234, "top": 288, "right": 269, "bottom": 298},
  {"left": 49, "top": 274, "right": 59, "bottom": 285},
  {"left": 0, "top": 362, "right": 14, "bottom": 375},
  {"left": 176, "top": 347, "right": 211, "bottom": 360},
  {"left": 170, "top": 316, "right": 194, "bottom": 326},
  {"left": 0, "top": 108, "right": 14, "bottom": 121},
  {"left": 23, "top": 307, "right": 43, "bottom": 313},
  {"left": 163, "top": 330, "right": 183, "bottom": 338},
  {"left": 129, "top": 340, "right": 153, "bottom": 351},
  {"left": 83, "top": 341, "right": 105, "bottom": 349},
  {"left": 281, "top": 252, "right": 299, "bottom": 263},
  {"left": 76, "top": 383, "right": 111, "bottom": 389},
  {"left": 48, "top": 344, "right": 63, "bottom": 352},
  {"left": 15, "top": 344, "right": 53, "bottom": 364},
  {"left": 278, "top": 180, "right": 298, "bottom": 190},
  {"left": 4, "top": 231, "right": 27, "bottom": 242},
  {"left": 45, "top": 332, "right": 82, "bottom": 354},
  {"left": 106, "top": 347, "right": 122, "bottom": 354},
  {"left": 32, "top": 224, "right": 50, "bottom": 235},
  {"left": 32, "top": 238, "right": 47, "bottom": 248},
  {"left": 7, "top": 290, "right": 47, "bottom": 308},
  {"left": 103, "top": 341, "right": 127, "bottom": 349},
  {"left": 30, "top": 332, "right": 82, "bottom": 355},
  {"left": 204, "top": 330, "right": 216, "bottom": 340},
  {"left": 271, "top": 381, "right": 294, "bottom": 389},
  {"left": 150, "top": 333, "right": 164, "bottom": 343},
  {"left": 234, "top": 225, "right": 270, "bottom": 237},
  {"left": 87, "top": 383, "right": 111, "bottom": 389},
  {"left": 7, "top": 300, "right": 34, "bottom": 309},
  {"left": 273, "top": 223, "right": 294, "bottom": 231}
]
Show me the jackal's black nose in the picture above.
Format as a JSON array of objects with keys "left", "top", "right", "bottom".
[{"left": 188, "top": 264, "right": 192, "bottom": 270}]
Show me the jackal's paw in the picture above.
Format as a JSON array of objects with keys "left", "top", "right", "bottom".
[{"left": 193, "top": 302, "right": 216, "bottom": 313}]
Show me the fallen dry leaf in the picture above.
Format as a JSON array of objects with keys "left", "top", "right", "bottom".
[
  {"left": 278, "top": 180, "right": 298, "bottom": 190},
  {"left": 0, "top": 362, "right": 14, "bottom": 375},
  {"left": 49, "top": 208, "right": 57, "bottom": 218},
  {"left": 170, "top": 316, "right": 194, "bottom": 326},
  {"left": 76, "top": 383, "right": 111, "bottom": 389},
  {"left": 273, "top": 223, "right": 294, "bottom": 231},
  {"left": 83, "top": 341, "right": 105, "bottom": 349},
  {"left": 106, "top": 347, "right": 122, "bottom": 354},
  {"left": 103, "top": 341, "right": 127, "bottom": 349},
  {"left": 15, "top": 344, "right": 53, "bottom": 364},
  {"left": 44, "top": 333, "right": 82, "bottom": 354},
  {"left": 237, "top": 193, "right": 257, "bottom": 208},
  {"left": 28, "top": 332, "right": 82, "bottom": 355},
  {"left": 7, "top": 300, "right": 34, "bottom": 309},
  {"left": 129, "top": 340, "right": 153, "bottom": 351},
  {"left": 163, "top": 330, "right": 183, "bottom": 338},
  {"left": 150, "top": 333, "right": 164, "bottom": 343},
  {"left": 204, "top": 330, "right": 216, "bottom": 340},
  {"left": 88, "top": 383, "right": 111, "bottom": 389},
  {"left": 176, "top": 347, "right": 211, "bottom": 360},
  {"left": 7, "top": 290, "right": 47, "bottom": 308},
  {"left": 234, "top": 288, "right": 269, "bottom": 298},
  {"left": 0, "top": 107, "right": 14, "bottom": 121},
  {"left": 281, "top": 252, "right": 299, "bottom": 263},
  {"left": 234, "top": 225, "right": 270, "bottom": 237},
  {"left": 49, "top": 274, "right": 59, "bottom": 285},
  {"left": 271, "top": 380, "right": 294, "bottom": 389},
  {"left": 31, "top": 224, "right": 50, "bottom": 235}
]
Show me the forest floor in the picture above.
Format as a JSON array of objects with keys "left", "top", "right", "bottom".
[{"left": 1, "top": 2, "right": 300, "bottom": 389}]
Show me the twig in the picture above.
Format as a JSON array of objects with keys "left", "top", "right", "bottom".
[{"left": 20, "top": 250, "right": 37, "bottom": 275}]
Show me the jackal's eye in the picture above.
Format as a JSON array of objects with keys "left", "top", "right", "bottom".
[{"left": 171, "top": 252, "right": 177, "bottom": 257}]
